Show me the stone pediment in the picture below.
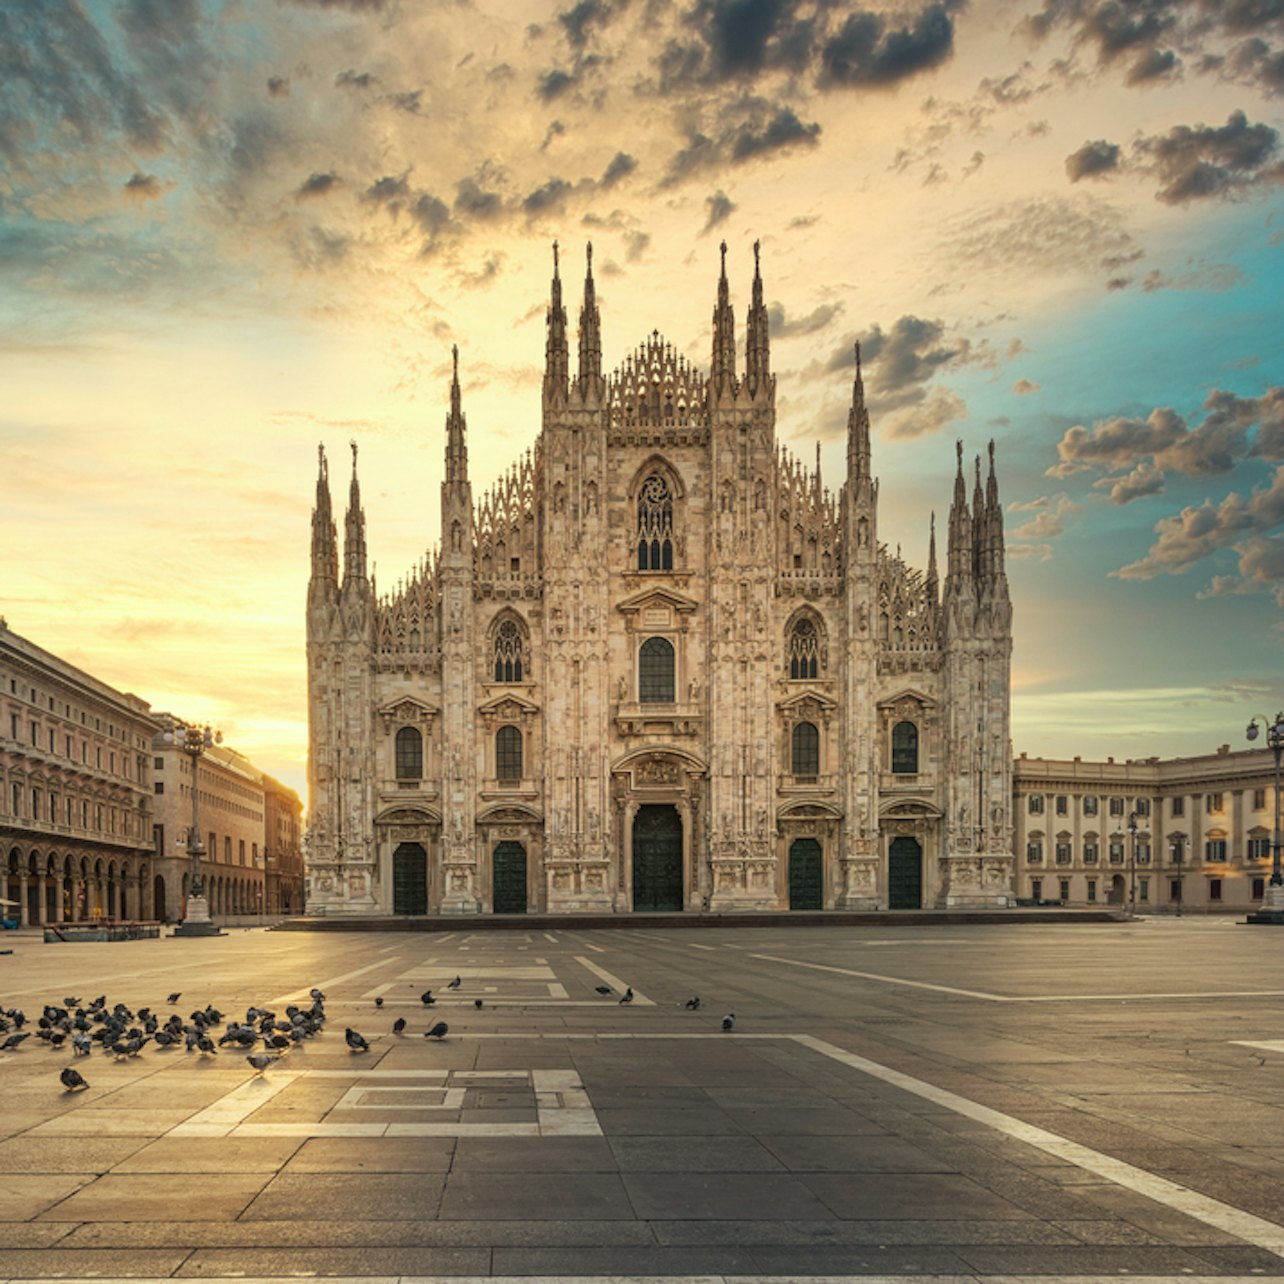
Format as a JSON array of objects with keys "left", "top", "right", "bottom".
[
  {"left": 777, "top": 688, "right": 839, "bottom": 716},
  {"left": 878, "top": 797, "right": 943, "bottom": 820},
  {"left": 478, "top": 692, "right": 540, "bottom": 718},
  {"left": 377, "top": 696, "right": 439, "bottom": 733},
  {"left": 374, "top": 804, "right": 441, "bottom": 827},
  {"left": 476, "top": 802, "right": 544, "bottom": 824},
  {"left": 778, "top": 800, "right": 843, "bottom": 820},
  {"left": 877, "top": 687, "right": 936, "bottom": 711},
  {"left": 616, "top": 585, "right": 700, "bottom": 617}
]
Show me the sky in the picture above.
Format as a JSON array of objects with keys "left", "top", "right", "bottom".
[{"left": 2, "top": 0, "right": 1282, "bottom": 805}]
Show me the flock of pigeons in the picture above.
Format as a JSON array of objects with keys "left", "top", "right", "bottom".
[{"left": 0, "top": 970, "right": 736, "bottom": 1093}]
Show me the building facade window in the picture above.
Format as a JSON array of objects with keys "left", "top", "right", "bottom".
[
  {"left": 1083, "top": 795, "right": 1098, "bottom": 816},
  {"left": 1028, "top": 794, "right": 1044, "bottom": 815},
  {"left": 1136, "top": 841, "right": 1151, "bottom": 864},
  {"left": 792, "top": 722, "right": 820, "bottom": 777},
  {"left": 1253, "top": 878, "right": 1265, "bottom": 900},
  {"left": 1134, "top": 798, "right": 1149, "bottom": 816},
  {"left": 1138, "top": 878, "right": 1149, "bottom": 902},
  {"left": 1087, "top": 879, "right": 1097, "bottom": 902},
  {"left": 1055, "top": 840, "right": 1071, "bottom": 864},
  {"left": 1204, "top": 839, "right": 1227, "bottom": 861},
  {"left": 496, "top": 725, "right": 523, "bottom": 783},
  {"left": 636, "top": 474, "right": 674, "bottom": 571},
  {"left": 1059, "top": 879, "right": 1070, "bottom": 901},
  {"left": 395, "top": 727, "right": 423, "bottom": 780},
  {"left": 638, "top": 637, "right": 675, "bottom": 703},
  {"left": 1026, "top": 840, "right": 1043, "bottom": 863},
  {"left": 1253, "top": 789, "right": 1267, "bottom": 810},
  {"left": 891, "top": 721, "right": 919, "bottom": 774},
  {"left": 1031, "top": 877, "right": 1043, "bottom": 900},
  {"left": 787, "top": 617, "right": 819, "bottom": 680},
  {"left": 1248, "top": 836, "right": 1271, "bottom": 859},
  {"left": 1171, "top": 795, "right": 1184, "bottom": 817},
  {"left": 154, "top": 782, "right": 164, "bottom": 795},
  {"left": 1055, "top": 795, "right": 1068, "bottom": 816},
  {"left": 1209, "top": 877, "right": 1222, "bottom": 901},
  {"left": 1109, "top": 797, "right": 1124, "bottom": 817},
  {"left": 1109, "top": 841, "right": 1124, "bottom": 864},
  {"left": 1207, "top": 792, "right": 1223, "bottom": 813},
  {"left": 493, "top": 619, "right": 525, "bottom": 683},
  {"left": 1084, "top": 841, "right": 1099, "bottom": 864}
]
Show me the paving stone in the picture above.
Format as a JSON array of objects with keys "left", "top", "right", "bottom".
[
  {"left": 111, "top": 1135, "right": 304, "bottom": 1173},
  {"left": 758, "top": 1131, "right": 954, "bottom": 1172},
  {"left": 177, "top": 1245, "right": 490, "bottom": 1276},
  {"left": 283, "top": 1136, "right": 456, "bottom": 1172},
  {"left": 451, "top": 1136, "right": 614, "bottom": 1171},
  {"left": 799, "top": 1172, "right": 1034, "bottom": 1221},
  {"left": 609, "top": 1134, "right": 784, "bottom": 1172},
  {"left": 241, "top": 1171, "right": 446, "bottom": 1221},
  {"left": 623, "top": 1171, "right": 836, "bottom": 1220},
  {"left": 0, "top": 1247, "right": 193, "bottom": 1277},
  {"left": 0, "top": 1135, "right": 148, "bottom": 1173},
  {"left": 748, "top": 1243, "right": 975, "bottom": 1273},
  {"left": 954, "top": 1241, "right": 1238, "bottom": 1273},
  {"left": 35, "top": 1172, "right": 270, "bottom": 1221},
  {"left": 439, "top": 1171, "right": 635, "bottom": 1220},
  {"left": 489, "top": 1244, "right": 762, "bottom": 1275},
  {"left": 594, "top": 1106, "right": 746, "bottom": 1135},
  {"left": 0, "top": 1174, "right": 96, "bottom": 1220}
]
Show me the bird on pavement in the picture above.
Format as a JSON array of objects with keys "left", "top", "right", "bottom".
[
  {"left": 60, "top": 1066, "right": 89, "bottom": 1091},
  {"left": 166, "top": 992, "right": 181, "bottom": 1005},
  {"left": 619, "top": 987, "right": 634, "bottom": 1005},
  {"left": 447, "top": 976, "right": 461, "bottom": 990},
  {"left": 685, "top": 996, "right": 701, "bottom": 1010},
  {"left": 473, "top": 999, "right": 483, "bottom": 1010},
  {"left": 424, "top": 1022, "right": 449, "bottom": 1040},
  {"left": 310, "top": 988, "right": 325, "bottom": 1002},
  {"left": 1, "top": 1032, "right": 31, "bottom": 1051},
  {"left": 344, "top": 1027, "right": 369, "bottom": 1052},
  {"left": 594, "top": 985, "right": 612, "bottom": 995},
  {"left": 392, "top": 1017, "right": 406, "bottom": 1034},
  {"left": 420, "top": 990, "right": 435, "bottom": 1006},
  {"left": 63, "top": 997, "right": 82, "bottom": 1008},
  {"left": 245, "top": 1052, "right": 278, "bottom": 1072},
  {"left": 374, "top": 996, "right": 384, "bottom": 1008},
  {"left": 722, "top": 1013, "right": 735, "bottom": 1032}
]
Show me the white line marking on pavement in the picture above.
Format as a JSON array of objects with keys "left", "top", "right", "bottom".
[
  {"left": 687, "top": 943, "right": 716, "bottom": 951},
  {"left": 543, "top": 932, "right": 558, "bottom": 942},
  {"left": 362, "top": 982, "right": 395, "bottom": 1000},
  {"left": 170, "top": 1072, "right": 301, "bottom": 1136},
  {"left": 270, "top": 958, "right": 400, "bottom": 1005},
  {"left": 575, "top": 955, "right": 655, "bottom": 1005},
  {"left": 748, "top": 953, "right": 1284, "bottom": 1003},
  {"left": 582, "top": 941, "right": 605, "bottom": 952},
  {"left": 1234, "top": 1039, "right": 1284, "bottom": 1054}
]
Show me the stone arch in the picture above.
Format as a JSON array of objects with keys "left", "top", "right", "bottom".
[
  {"left": 784, "top": 605, "right": 827, "bottom": 679},
  {"left": 489, "top": 609, "right": 530, "bottom": 684}
]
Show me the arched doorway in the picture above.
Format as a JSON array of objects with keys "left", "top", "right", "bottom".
[
  {"left": 154, "top": 875, "right": 166, "bottom": 922},
  {"left": 1107, "top": 874, "right": 1126, "bottom": 905},
  {"left": 888, "top": 836, "right": 922, "bottom": 909},
  {"left": 492, "top": 842, "right": 527, "bottom": 914},
  {"left": 632, "top": 805, "right": 683, "bottom": 912},
  {"left": 788, "top": 838, "right": 823, "bottom": 910},
  {"left": 393, "top": 843, "right": 428, "bottom": 915}
]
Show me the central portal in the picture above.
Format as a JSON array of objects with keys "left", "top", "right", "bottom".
[{"left": 632, "top": 804, "right": 683, "bottom": 912}]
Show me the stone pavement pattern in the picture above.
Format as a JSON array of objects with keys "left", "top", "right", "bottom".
[{"left": 1, "top": 918, "right": 1284, "bottom": 1280}]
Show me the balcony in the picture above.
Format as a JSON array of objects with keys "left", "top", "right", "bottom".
[{"left": 615, "top": 702, "right": 703, "bottom": 738}]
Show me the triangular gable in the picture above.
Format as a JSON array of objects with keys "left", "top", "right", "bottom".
[
  {"left": 478, "top": 691, "right": 540, "bottom": 717},
  {"left": 777, "top": 688, "right": 839, "bottom": 714},
  {"left": 876, "top": 686, "right": 937, "bottom": 711},
  {"left": 616, "top": 585, "right": 700, "bottom": 616},
  {"left": 377, "top": 696, "right": 439, "bottom": 719}
]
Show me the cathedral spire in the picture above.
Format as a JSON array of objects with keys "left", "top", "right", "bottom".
[
  {"left": 577, "top": 241, "right": 603, "bottom": 400},
  {"left": 710, "top": 240, "right": 737, "bottom": 398},
  {"left": 744, "top": 239, "right": 770, "bottom": 398},
  {"left": 846, "top": 341, "right": 872, "bottom": 496},
  {"left": 972, "top": 453, "right": 985, "bottom": 582},
  {"left": 984, "top": 439, "right": 1007, "bottom": 590},
  {"left": 945, "top": 440, "right": 973, "bottom": 589},
  {"left": 544, "top": 240, "right": 568, "bottom": 406},
  {"left": 926, "top": 510, "right": 939, "bottom": 603},
  {"left": 309, "top": 442, "right": 338, "bottom": 603},
  {"left": 446, "top": 345, "right": 468, "bottom": 484},
  {"left": 343, "top": 439, "right": 367, "bottom": 588}
]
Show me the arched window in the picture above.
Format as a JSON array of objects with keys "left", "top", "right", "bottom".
[
  {"left": 891, "top": 721, "right": 918, "bottom": 774},
  {"left": 636, "top": 474, "right": 674, "bottom": 571},
  {"left": 496, "top": 725, "right": 523, "bottom": 783},
  {"left": 493, "top": 619, "right": 524, "bottom": 683},
  {"left": 395, "top": 727, "right": 423, "bottom": 780},
  {"left": 788, "top": 617, "right": 819, "bottom": 680},
  {"left": 792, "top": 722, "right": 820, "bottom": 777},
  {"left": 638, "top": 637, "right": 675, "bottom": 703}
]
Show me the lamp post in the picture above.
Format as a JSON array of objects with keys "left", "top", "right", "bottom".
[
  {"left": 1171, "top": 837, "right": 1187, "bottom": 917},
  {"left": 165, "top": 720, "right": 224, "bottom": 938},
  {"left": 1246, "top": 712, "right": 1284, "bottom": 924},
  {"left": 1127, "top": 810, "right": 1139, "bottom": 916}
]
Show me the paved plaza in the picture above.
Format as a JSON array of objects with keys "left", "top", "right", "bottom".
[{"left": 2, "top": 918, "right": 1284, "bottom": 1281}]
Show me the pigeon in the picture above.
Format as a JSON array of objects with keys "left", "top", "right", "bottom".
[
  {"left": 447, "top": 976, "right": 462, "bottom": 990},
  {"left": 392, "top": 1017, "right": 406, "bottom": 1035},
  {"left": 594, "top": 985, "right": 612, "bottom": 995},
  {"left": 473, "top": 999, "right": 483, "bottom": 1010},
  {"left": 60, "top": 1066, "right": 89, "bottom": 1091},
  {"left": 1, "top": 1032, "right": 30, "bottom": 1051},
  {"left": 374, "top": 996, "right": 384, "bottom": 1008},
  {"left": 722, "top": 1013, "right": 735, "bottom": 1032},
  {"left": 63, "top": 997, "right": 82, "bottom": 1008},
  {"left": 344, "top": 1027, "right": 369, "bottom": 1052},
  {"left": 246, "top": 1053, "right": 278, "bottom": 1072},
  {"left": 684, "top": 996, "right": 701, "bottom": 1010},
  {"left": 310, "top": 988, "right": 325, "bottom": 1003},
  {"left": 424, "top": 1022, "right": 449, "bottom": 1040},
  {"left": 619, "top": 987, "right": 634, "bottom": 1005},
  {"left": 196, "top": 1034, "right": 217, "bottom": 1055},
  {"left": 420, "top": 990, "right": 435, "bottom": 1006},
  {"left": 72, "top": 1032, "right": 92, "bottom": 1056},
  {"left": 266, "top": 1034, "right": 290, "bottom": 1051},
  {"left": 167, "top": 992, "right": 181, "bottom": 1005}
]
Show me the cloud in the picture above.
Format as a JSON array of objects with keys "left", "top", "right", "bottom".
[
  {"left": 1007, "top": 542, "right": 1055, "bottom": 561},
  {"left": 703, "top": 189, "right": 735, "bottom": 231},
  {"left": 363, "top": 173, "right": 410, "bottom": 205},
  {"left": 522, "top": 177, "right": 573, "bottom": 215},
  {"left": 820, "top": 4, "right": 958, "bottom": 88},
  {"left": 1115, "top": 464, "right": 1284, "bottom": 580},
  {"left": 600, "top": 151, "right": 637, "bottom": 187},
  {"left": 1094, "top": 460, "right": 1166, "bottom": 505},
  {"left": 1011, "top": 510, "right": 1065, "bottom": 540},
  {"left": 730, "top": 107, "right": 821, "bottom": 160},
  {"left": 767, "top": 300, "right": 844, "bottom": 337},
  {"left": 281, "top": 0, "right": 389, "bottom": 9},
  {"left": 1135, "top": 110, "right": 1284, "bottom": 204},
  {"left": 295, "top": 171, "right": 341, "bottom": 201},
  {"left": 267, "top": 75, "right": 290, "bottom": 98},
  {"left": 335, "top": 69, "right": 377, "bottom": 90},
  {"left": 122, "top": 171, "right": 165, "bottom": 200},
  {"left": 537, "top": 68, "right": 577, "bottom": 101},
  {"left": 1013, "top": 378, "right": 1040, "bottom": 395},
  {"left": 1126, "top": 46, "right": 1181, "bottom": 83},
  {"left": 455, "top": 175, "right": 506, "bottom": 220},
  {"left": 1066, "top": 139, "right": 1121, "bottom": 181}
]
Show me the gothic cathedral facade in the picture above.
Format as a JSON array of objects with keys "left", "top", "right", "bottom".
[{"left": 305, "top": 244, "right": 1015, "bottom": 916}]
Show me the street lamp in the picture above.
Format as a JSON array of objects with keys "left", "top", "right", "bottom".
[
  {"left": 1113, "top": 810, "right": 1142, "bottom": 916},
  {"left": 1170, "top": 837, "right": 1187, "bottom": 917},
  {"left": 165, "top": 720, "right": 223, "bottom": 938},
  {"left": 1246, "top": 712, "right": 1284, "bottom": 924}
]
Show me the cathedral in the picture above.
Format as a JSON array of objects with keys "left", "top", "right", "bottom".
[{"left": 305, "top": 243, "right": 1015, "bottom": 917}]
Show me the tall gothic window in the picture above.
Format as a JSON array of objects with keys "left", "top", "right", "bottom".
[
  {"left": 636, "top": 474, "right": 674, "bottom": 570},
  {"left": 792, "top": 722, "right": 820, "bottom": 777},
  {"left": 639, "top": 637, "right": 675, "bottom": 703},
  {"left": 788, "top": 617, "right": 819, "bottom": 680},
  {"left": 891, "top": 721, "right": 918, "bottom": 774},
  {"left": 496, "top": 726, "right": 523, "bottom": 783},
  {"left": 395, "top": 727, "right": 423, "bottom": 780},
  {"left": 494, "top": 619, "right": 524, "bottom": 683}
]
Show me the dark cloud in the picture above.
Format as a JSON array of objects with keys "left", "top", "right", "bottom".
[
  {"left": 267, "top": 76, "right": 290, "bottom": 97},
  {"left": 388, "top": 89, "right": 423, "bottom": 113},
  {"left": 295, "top": 172, "right": 341, "bottom": 201},
  {"left": 455, "top": 176, "right": 506, "bottom": 220},
  {"left": 280, "top": 0, "right": 389, "bottom": 10},
  {"left": 767, "top": 301, "right": 843, "bottom": 337},
  {"left": 364, "top": 174, "right": 410, "bottom": 204},
  {"left": 123, "top": 171, "right": 164, "bottom": 199},
  {"left": 1066, "top": 138, "right": 1122, "bottom": 180},
  {"left": 523, "top": 177, "right": 573, "bottom": 215},
  {"left": 730, "top": 106, "right": 820, "bottom": 159},
  {"left": 541, "top": 120, "right": 567, "bottom": 151},
  {"left": 537, "top": 68, "right": 576, "bottom": 100},
  {"left": 335, "top": 69, "right": 377, "bottom": 90},
  {"left": 703, "top": 189, "right": 735, "bottom": 231},
  {"left": 1136, "top": 109, "right": 1283, "bottom": 203},
  {"left": 1126, "top": 46, "right": 1180, "bottom": 82},
  {"left": 411, "top": 193, "right": 451, "bottom": 237},
  {"left": 558, "top": 0, "right": 624, "bottom": 49},
  {"left": 601, "top": 150, "right": 637, "bottom": 187},
  {"left": 819, "top": 4, "right": 958, "bottom": 88}
]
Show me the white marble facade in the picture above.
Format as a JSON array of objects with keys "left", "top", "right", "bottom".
[{"left": 305, "top": 244, "right": 1015, "bottom": 916}]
